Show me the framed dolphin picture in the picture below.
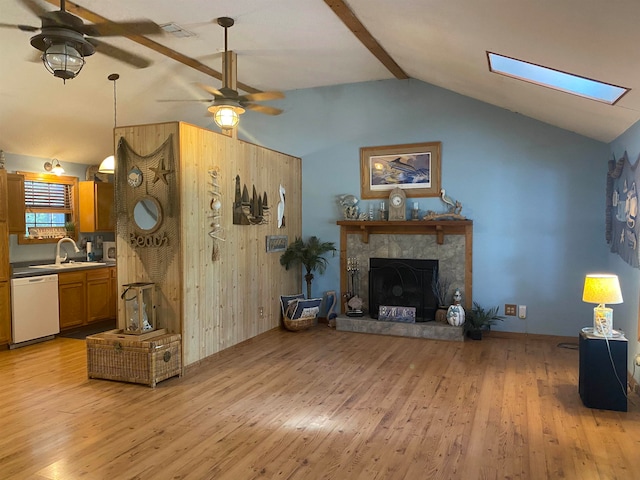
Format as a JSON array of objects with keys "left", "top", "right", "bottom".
[{"left": 360, "top": 141, "right": 441, "bottom": 199}]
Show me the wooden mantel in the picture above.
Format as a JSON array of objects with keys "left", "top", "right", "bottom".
[
  {"left": 337, "top": 220, "right": 473, "bottom": 310},
  {"left": 337, "top": 220, "right": 472, "bottom": 244}
]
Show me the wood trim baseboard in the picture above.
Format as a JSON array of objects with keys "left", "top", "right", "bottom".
[{"left": 486, "top": 330, "right": 577, "bottom": 343}]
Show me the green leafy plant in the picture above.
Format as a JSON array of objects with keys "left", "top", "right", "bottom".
[
  {"left": 280, "top": 236, "right": 336, "bottom": 298},
  {"left": 464, "top": 302, "right": 505, "bottom": 334}
]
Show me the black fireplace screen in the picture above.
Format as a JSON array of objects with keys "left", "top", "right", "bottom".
[{"left": 369, "top": 258, "right": 438, "bottom": 322}]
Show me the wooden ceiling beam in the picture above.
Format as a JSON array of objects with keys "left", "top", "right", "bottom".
[
  {"left": 324, "top": 0, "right": 408, "bottom": 80},
  {"left": 42, "top": 0, "right": 260, "bottom": 94}
]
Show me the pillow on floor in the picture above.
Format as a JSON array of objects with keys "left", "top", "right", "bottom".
[
  {"left": 280, "top": 293, "right": 305, "bottom": 317},
  {"left": 288, "top": 298, "right": 322, "bottom": 320}
]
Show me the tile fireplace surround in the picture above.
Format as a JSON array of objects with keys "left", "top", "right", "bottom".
[{"left": 336, "top": 220, "right": 473, "bottom": 341}]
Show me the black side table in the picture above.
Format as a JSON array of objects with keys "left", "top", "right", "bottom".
[{"left": 578, "top": 330, "right": 627, "bottom": 412}]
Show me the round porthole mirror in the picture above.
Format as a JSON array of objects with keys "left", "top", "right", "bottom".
[{"left": 133, "top": 196, "right": 162, "bottom": 233}]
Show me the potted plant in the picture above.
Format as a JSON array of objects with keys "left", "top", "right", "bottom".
[
  {"left": 464, "top": 302, "right": 505, "bottom": 340},
  {"left": 280, "top": 236, "right": 336, "bottom": 298},
  {"left": 65, "top": 221, "right": 76, "bottom": 238}
]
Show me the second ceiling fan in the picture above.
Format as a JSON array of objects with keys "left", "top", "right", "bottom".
[{"left": 195, "top": 17, "right": 285, "bottom": 129}]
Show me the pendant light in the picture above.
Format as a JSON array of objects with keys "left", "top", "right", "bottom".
[{"left": 98, "top": 73, "right": 119, "bottom": 174}]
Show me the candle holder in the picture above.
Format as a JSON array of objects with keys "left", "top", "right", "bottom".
[
  {"left": 411, "top": 202, "right": 420, "bottom": 220},
  {"left": 379, "top": 201, "right": 387, "bottom": 221},
  {"left": 122, "top": 282, "right": 157, "bottom": 334}
]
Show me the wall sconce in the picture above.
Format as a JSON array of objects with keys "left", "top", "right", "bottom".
[
  {"left": 44, "top": 159, "right": 65, "bottom": 175},
  {"left": 582, "top": 273, "right": 623, "bottom": 337}
]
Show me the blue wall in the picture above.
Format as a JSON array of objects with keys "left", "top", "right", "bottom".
[
  {"left": 239, "top": 78, "right": 611, "bottom": 337},
  {"left": 609, "top": 119, "right": 640, "bottom": 382}
]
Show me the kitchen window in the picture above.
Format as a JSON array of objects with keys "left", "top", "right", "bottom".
[{"left": 17, "top": 171, "right": 79, "bottom": 244}]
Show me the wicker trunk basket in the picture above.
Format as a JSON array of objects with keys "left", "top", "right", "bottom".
[{"left": 87, "top": 329, "right": 182, "bottom": 388}]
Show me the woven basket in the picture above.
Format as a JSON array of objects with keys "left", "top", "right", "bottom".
[
  {"left": 87, "top": 330, "right": 182, "bottom": 387},
  {"left": 283, "top": 315, "right": 316, "bottom": 331}
]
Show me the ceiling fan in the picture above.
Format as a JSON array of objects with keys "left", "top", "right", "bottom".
[
  {"left": 167, "top": 17, "right": 285, "bottom": 129},
  {"left": 0, "top": 0, "right": 162, "bottom": 81}
]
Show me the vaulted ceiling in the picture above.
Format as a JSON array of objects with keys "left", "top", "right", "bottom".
[{"left": 1, "top": 0, "right": 639, "bottom": 164}]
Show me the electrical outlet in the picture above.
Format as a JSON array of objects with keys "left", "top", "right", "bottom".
[
  {"left": 259, "top": 307, "right": 264, "bottom": 317},
  {"left": 505, "top": 304, "right": 517, "bottom": 316},
  {"left": 635, "top": 353, "right": 640, "bottom": 366},
  {"left": 518, "top": 305, "right": 527, "bottom": 319}
]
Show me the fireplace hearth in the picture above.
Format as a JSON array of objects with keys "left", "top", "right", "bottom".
[{"left": 369, "top": 258, "right": 438, "bottom": 322}]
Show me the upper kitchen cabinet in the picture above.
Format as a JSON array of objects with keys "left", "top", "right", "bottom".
[
  {"left": 7, "top": 173, "right": 25, "bottom": 234},
  {"left": 79, "top": 181, "right": 114, "bottom": 232},
  {"left": 0, "top": 170, "right": 6, "bottom": 222}
]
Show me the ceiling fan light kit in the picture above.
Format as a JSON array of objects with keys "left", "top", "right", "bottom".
[
  {"left": 201, "top": 17, "right": 284, "bottom": 130},
  {"left": 6, "top": 0, "right": 160, "bottom": 82},
  {"left": 209, "top": 96, "right": 245, "bottom": 130},
  {"left": 40, "top": 40, "right": 88, "bottom": 80}
]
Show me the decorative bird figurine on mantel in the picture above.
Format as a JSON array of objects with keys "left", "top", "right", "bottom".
[{"left": 422, "top": 188, "right": 467, "bottom": 220}]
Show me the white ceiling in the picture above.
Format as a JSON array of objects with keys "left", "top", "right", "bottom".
[{"left": 1, "top": 0, "right": 639, "bottom": 165}]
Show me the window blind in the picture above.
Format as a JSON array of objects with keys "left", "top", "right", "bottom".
[{"left": 24, "top": 180, "right": 73, "bottom": 212}]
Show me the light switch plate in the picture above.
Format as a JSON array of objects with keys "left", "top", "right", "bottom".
[{"left": 518, "top": 305, "right": 527, "bottom": 319}]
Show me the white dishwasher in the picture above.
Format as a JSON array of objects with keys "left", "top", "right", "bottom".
[{"left": 11, "top": 274, "right": 60, "bottom": 347}]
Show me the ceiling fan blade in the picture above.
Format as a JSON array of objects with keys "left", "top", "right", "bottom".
[
  {"left": 197, "top": 83, "right": 223, "bottom": 98},
  {"left": 18, "top": 0, "right": 48, "bottom": 18},
  {"left": 82, "top": 20, "right": 163, "bottom": 37},
  {"left": 88, "top": 38, "right": 151, "bottom": 68},
  {"left": 157, "top": 99, "right": 212, "bottom": 103},
  {"left": 243, "top": 103, "right": 283, "bottom": 116},
  {"left": 240, "top": 91, "right": 285, "bottom": 102},
  {"left": 0, "top": 22, "right": 40, "bottom": 32}
]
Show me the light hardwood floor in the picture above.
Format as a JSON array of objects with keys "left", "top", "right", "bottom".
[{"left": 0, "top": 327, "right": 638, "bottom": 480}]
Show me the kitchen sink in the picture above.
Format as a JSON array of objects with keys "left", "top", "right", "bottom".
[{"left": 29, "top": 262, "right": 107, "bottom": 269}]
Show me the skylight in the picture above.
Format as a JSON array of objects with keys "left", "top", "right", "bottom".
[{"left": 487, "top": 52, "right": 629, "bottom": 105}]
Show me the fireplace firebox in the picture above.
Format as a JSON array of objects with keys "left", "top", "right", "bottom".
[{"left": 369, "top": 258, "right": 438, "bottom": 322}]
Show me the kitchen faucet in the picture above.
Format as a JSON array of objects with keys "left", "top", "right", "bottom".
[{"left": 55, "top": 238, "right": 80, "bottom": 265}]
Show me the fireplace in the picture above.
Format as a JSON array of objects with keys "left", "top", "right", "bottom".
[{"left": 369, "top": 258, "right": 438, "bottom": 322}]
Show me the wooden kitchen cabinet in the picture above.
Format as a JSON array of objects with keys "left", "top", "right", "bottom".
[
  {"left": 7, "top": 173, "right": 25, "bottom": 234},
  {"left": 0, "top": 281, "right": 11, "bottom": 345},
  {"left": 79, "top": 181, "right": 114, "bottom": 232},
  {"left": 86, "top": 268, "right": 111, "bottom": 323},
  {"left": 109, "top": 266, "right": 117, "bottom": 318},
  {"left": 0, "top": 170, "right": 7, "bottom": 222},
  {"left": 58, "top": 271, "right": 86, "bottom": 330},
  {"left": 0, "top": 223, "right": 8, "bottom": 281},
  {"left": 0, "top": 171, "right": 11, "bottom": 346},
  {"left": 58, "top": 266, "right": 117, "bottom": 331}
]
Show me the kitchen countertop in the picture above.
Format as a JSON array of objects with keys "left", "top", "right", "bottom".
[{"left": 11, "top": 262, "right": 116, "bottom": 279}]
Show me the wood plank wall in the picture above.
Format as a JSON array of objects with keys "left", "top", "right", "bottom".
[
  {"left": 114, "top": 123, "right": 182, "bottom": 337},
  {"left": 115, "top": 122, "right": 302, "bottom": 367}
]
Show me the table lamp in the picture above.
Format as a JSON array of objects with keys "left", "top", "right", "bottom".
[{"left": 582, "top": 274, "right": 623, "bottom": 337}]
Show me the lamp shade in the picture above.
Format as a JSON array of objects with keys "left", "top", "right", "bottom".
[
  {"left": 98, "top": 155, "right": 115, "bottom": 174},
  {"left": 582, "top": 274, "right": 623, "bottom": 305},
  {"left": 51, "top": 159, "right": 65, "bottom": 175}
]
